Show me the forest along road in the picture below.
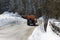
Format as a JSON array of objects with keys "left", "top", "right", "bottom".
[{"left": 0, "top": 22, "right": 37, "bottom": 40}]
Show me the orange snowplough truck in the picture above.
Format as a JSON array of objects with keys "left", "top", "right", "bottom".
[{"left": 22, "top": 15, "right": 37, "bottom": 26}]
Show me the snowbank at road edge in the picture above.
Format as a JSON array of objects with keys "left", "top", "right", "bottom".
[{"left": 28, "top": 18, "right": 60, "bottom": 40}]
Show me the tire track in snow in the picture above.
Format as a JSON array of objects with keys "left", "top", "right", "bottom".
[{"left": 0, "top": 22, "right": 36, "bottom": 40}]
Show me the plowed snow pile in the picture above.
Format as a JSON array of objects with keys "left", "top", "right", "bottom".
[
  {"left": 0, "top": 11, "right": 35, "bottom": 40},
  {"left": 28, "top": 18, "right": 60, "bottom": 40}
]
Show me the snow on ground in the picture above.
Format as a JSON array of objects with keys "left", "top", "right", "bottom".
[
  {"left": 0, "top": 22, "right": 35, "bottom": 40},
  {"left": 28, "top": 18, "right": 60, "bottom": 40},
  {"left": 37, "top": 16, "right": 46, "bottom": 32},
  {"left": 49, "top": 18, "right": 60, "bottom": 28},
  {"left": 1, "top": 11, "right": 60, "bottom": 40},
  {"left": 0, "top": 11, "right": 27, "bottom": 27},
  {"left": 0, "top": 11, "right": 36, "bottom": 40}
]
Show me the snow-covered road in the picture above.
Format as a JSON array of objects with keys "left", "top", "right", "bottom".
[
  {"left": 0, "top": 22, "right": 36, "bottom": 40},
  {"left": 0, "top": 11, "right": 36, "bottom": 40}
]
